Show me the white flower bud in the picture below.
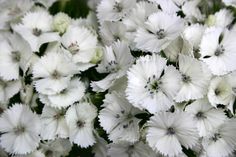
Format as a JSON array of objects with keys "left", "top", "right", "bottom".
[
  {"left": 90, "top": 47, "right": 103, "bottom": 64},
  {"left": 206, "top": 14, "right": 216, "bottom": 26},
  {"left": 53, "top": 12, "right": 71, "bottom": 34}
]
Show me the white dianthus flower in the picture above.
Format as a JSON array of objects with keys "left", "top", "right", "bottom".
[
  {"left": 40, "top": 106, "right": 69, "bottom": 140},
  {"left": 147, "top": 111, "right": 199, "bottom": 157},
  {"left": 222, "top": 0, "right": 236, "bottom": 7},
  {"left": 163, "top": 36, "right": 193, "bottom": 62},
  {"left": 97, "top": 0, "right": 136, "bottom": 22},
  {"left": 126, "top": 54, "right": 181, "bottom": 113},
  {"left": 123, "top": 1, "right": 159, "bottom": 49},
  {"left": 200, "top": 27, "right": 236, "bottom": 75},
  {"left": 32, "top": 51, "right": 77, "bottom": 95},
  {"left": 107, "top": 141, "right": 159, "bottom": 157},
  {"left": 65, "top": 102, "right": 97, "bottom": 148},
  {"left": 183, "top": 24, "right": 205, "bottom": 54},
  {"left": 174, "top": 54, "right": 211, "bottom": 102},
  {"left": 0, "top": 104, "right": 41, "bottom": 155},
  {"left": 207, "top": 75, "right": 235, "bottom": 112},
  {"left": 202, "top": 119, "right": 236, "bottom": 157},
  {"left": 0, "top": 0, "right": 34, "bottom": 30},
  {"left": 148, "top": 0, "right": 181, "bottom": 14},
  {"left": 61, "top": 25, "right": 97, "bottom": 69},
  {"left": 13, "top": 150, "right": 45, "bottom": 157},
  {"left": 99, "top": 21, "right": 127, "bottom": 46},
  {"left": 99, "top": 92, "right": 142, "bottom": 143},
  {"left": 135, "top": 11, "right": 184, "bottom": 53},
  {"left": 39, "top": 138, "right": 72, "bottom": 157},
  {"left": 206, "top": 9, "right": 234, "bottom": 28},
  {"left": 0, "top": 78, "right": 21, "bottom": 104},
  {"left": 91, "top": 40, "right": 134, "bottom": 92},
  {"left": 13, "top": 9, "right": 60, "bottom": 52},
  {"left": 39, "top": 78, "right": 86, "bottom": 108},
  {"left": 185, "top": 98, "right": 226, "bottom": 137}
]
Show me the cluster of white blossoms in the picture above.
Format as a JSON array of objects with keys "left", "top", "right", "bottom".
[{"left": 1, "top": 0, "right": 236, "bottom": 157}]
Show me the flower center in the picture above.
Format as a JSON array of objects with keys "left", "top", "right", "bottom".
[
  {"left": 215, "top": 45, "right": 225, "bottom": 57},
  {"left": 45, "top": 150, "right": 53, "bottom": 157},
  {"left": 14, "top": 125, "right": 25, "bottom": 135},
  {"left": 68, "top": 42, "right": 80, "bottom": 54},
  {"left": 182, "top": 74, "right": 191, "bottom": 83},
  {"left": 105, "top": 60, "right": 119, "bottom": 73},
  {"left": 167, "top": 127, "right": 175, "bottom": 135},
  {"left": 32, "top": 28, "right": 42, "bottom": 36},
  {"left": 113, "top": 2, "right": 123, "bottom": 12},
  {"left": 144, "top": 75, "right": 161, "bottom": 95},
  {"left": 156, "top": 29, "right": 165, "bottom": 39},
  {"left": 126, "top": 145, "right": 134, "bottom": 156},
  {"left": 53, "top": 110, "right": 65, "bottom": 120},
  {"left": 77, "top": 120, "right": 85, "bottom": 128},
  {"left": 215, "top": 88, "right": 221, "bottom": 96},
  {"left": 11, "top": 51, "right": 21, "bottom": 62},
  {"left": 211, "top": 133, "right": 221, "bottom": 142},
  {"left": 195, "top": 111, "right": 206, "bottom": 119},
  {"left": 51, "top": 70, "right": 61, "bottom": 79}
]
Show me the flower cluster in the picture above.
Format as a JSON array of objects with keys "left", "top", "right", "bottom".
[{"left": 1, "top": 0, "right": 236, "bottom": 157}]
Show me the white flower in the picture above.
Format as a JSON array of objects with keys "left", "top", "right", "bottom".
[
  {"left": 183, "top": 24, "right": 205, "bottom": 53},
  {"left": 53, "top": 12, "right": 71, "bottom": 34},
  {"left": 92, "top": 134, "right": 108, "bottom": 157},
  {"left": 185, "top": 98, "right": 226, "bottom": 137},
  {"left": 0, "top": 78, "right": 21, "bottom": 104},
  {"left": 123, "top": 1, "right": 159, "bottom": 49},
  {"left": 61, "top": 25, "right": 97, "bottom": 65},
  {"left": 99, "top": 92, "right": 142, "bottom": 143},
  {"left": 0, "top": 104, "right": 41, "bottom": 154},
  {"left": 174, "top": 54, "right": 211, "bottom": 102},
  {"left": 223, "top": 0, "right": 236, "bottom": 7},
  {"left": 0, "top": 40, "right": 20, "bottom": 80},
  {"left": 182, "top": 0, "right": 205, "bottom": 22},
  {"left": 0, "top": 0, "right": 34, "bottom": 30},
  {"left": 207, "top": 76, "right": 234, "bottom": 110},
  {"left": 107, "top": 141, "right": 158, "bottom": 157},
  {"left": 148, "top": 0, "right": 181, "bottom": 14},
  {"left": 200, "top": 27, "right": 236, "bottom": 75},
  {"left": 126, "top": 54, "right": 181, "bottom": 113},
  {"left": 206, "top": 9, "right": 234, "bottom": 28},
  {"left": 39, "top": 139, "right": 72, "bottom": 157},
  {"left": 135, "top": 11, "right": 184, "bottom": 53},
  {"left": 40, "top": 106, "right": 69, "bottom": 140},
  {"left": 91, "top": 40, "right": 134, "bottom": 92},
  {"left": 163, "top": 36, "right": 193, "bottom": 62},
  {"left": 146, "top": 111, "right": 199, "bottom": 157},
  {"left": 202, "top": 119, "right": 236, "bottom": 157},
  {"left": 39, "top": 78, "right": 86, "bottom": 108},
  {"left": 13, "top": 150, "right": 45, "bottom": 157},
  {"left": 13, "top": 9, "right": 60, "bottom": 52},
  {"left": 97, "top": 0, "right": 136, "bottom": 22},
  {"left": 99, "top": 21, "right": 127, "bottom": 46},
  {"left": 0, "top": 33, "right": 34, "bottom": 80},
  {"left": 32, "top": 51, "right": 77, "bottom": 95},
  {"left": 65, "top": 102, "right": 97, "bottom": 148}
]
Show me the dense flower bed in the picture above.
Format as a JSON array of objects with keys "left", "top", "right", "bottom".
[{"left": 1, "top": 0, "right": 236, "bottom": 157}]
